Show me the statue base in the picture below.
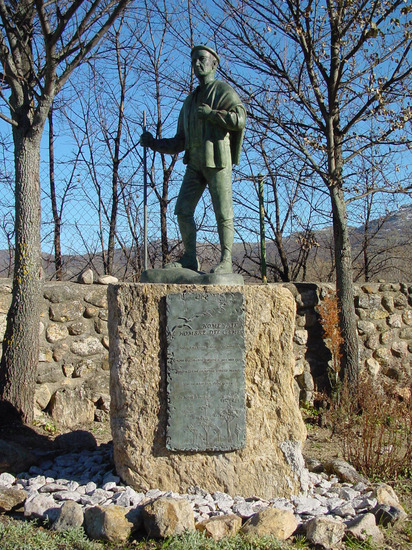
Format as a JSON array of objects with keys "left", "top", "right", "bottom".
[
  {"left": 140, "top": 267, "right": 244, "bottom": 285},
  {"left": 108, "top": 283, "right": 307, "bottom": 499}
]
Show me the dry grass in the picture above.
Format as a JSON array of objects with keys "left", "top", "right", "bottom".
[
  {"left": 332, "top": 377, "right": 412, "bottom": 480},
  {"left": 317, "top": 290, "right": 343, "bottom": 388}
]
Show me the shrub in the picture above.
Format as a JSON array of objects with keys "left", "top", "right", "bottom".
[
  {"left": 332, "top": 376, "right": 412, "bottom": 480},
  {"left": 317, "top": 291, "right": 343, "bottom": 388}
]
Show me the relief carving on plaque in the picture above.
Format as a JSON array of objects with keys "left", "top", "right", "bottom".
[{"left": 166, "top": 292, "right": 246, "bottom": 452}]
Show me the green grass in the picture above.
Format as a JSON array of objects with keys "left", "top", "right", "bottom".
[
  {"left": 344, "top": 534, "right": 380, "bottom": 550},
  {"left": 0, "top": 516, "right": 405, "bottom": 550},
  {"left": 0, "top": 519, "right": 102, "bottom": 550},
  {"left": 161, "top": 531, "right": 290, "bottom": 549},
  {"left": 0, "top": 521, "right": 294, "bottom": 550}
]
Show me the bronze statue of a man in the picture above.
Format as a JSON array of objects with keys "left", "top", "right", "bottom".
[{"left": 140, "top": 45, "right": 246, "bottom": 274}]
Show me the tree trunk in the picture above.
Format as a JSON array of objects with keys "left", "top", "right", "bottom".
[
  {"left": 160, "top": 196, "right": 169, "bottom": 266},
  {"left": 107, "top": 158, "right": 119, "bottom": 275},
  {"left": 330, "top": 183, "right": 359, "bottom": 385},
  {"left": 49, "top": 109, "right": 63, "bottom": 280},
  {"left": 0, "top": 129, "right": 42, "bottom": 423}
]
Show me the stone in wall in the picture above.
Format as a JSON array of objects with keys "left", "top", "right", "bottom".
[
  {"left": 355, "top": 283, "right": 412, "bottom": 383},
  {"left": 3, "top": 280, "right": 112, "bottom": 428},
  {"left": 49, "top": 301, "right": 84, "bottom": 323}
]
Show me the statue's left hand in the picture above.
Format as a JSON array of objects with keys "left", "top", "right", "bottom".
[
  {"left": 140, "top": 131, "right": 154, "bottom": 148},
  {"left": 198, "top": 103, "right": 212, "bottom": 119}
]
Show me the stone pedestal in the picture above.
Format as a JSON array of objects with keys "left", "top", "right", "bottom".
[{"left": 108, "top": 283, "right": 307, "bottom": 499}]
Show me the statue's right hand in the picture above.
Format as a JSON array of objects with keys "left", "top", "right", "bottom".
[{"left": 140, "top": 131, "right": 154, "bottom": 148}]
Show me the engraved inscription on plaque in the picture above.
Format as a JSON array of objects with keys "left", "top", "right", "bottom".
[{"left": 166, "top": 292, "right": 246, "bottom": 452}]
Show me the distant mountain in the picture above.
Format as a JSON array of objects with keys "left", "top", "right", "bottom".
[
  {"left": 0, "top": 205, "right": 410, "bottom": 282},
  {"left": 352, "top": 204, "right": 412, "bottom": 238}
]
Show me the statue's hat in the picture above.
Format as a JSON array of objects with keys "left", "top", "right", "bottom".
[{"left": 191, "top": 45, "right": 220, "bottom": 65}]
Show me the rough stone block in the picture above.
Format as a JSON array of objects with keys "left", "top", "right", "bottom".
[
  {"left": 49, "top": 386, "right": 95, "bottom": 428},
  {"left": 305, "top": 516, "right": 345, "bottom": 549},
  {"left": 51, "top": 501, "right": 84, "bottom": 531},
  {"left": 400, "top": 327, "right": 412, "bottom": 339},
  {"left": 52, "top": 343, "right": 69, "bottom": 362},
  {"left": 36, "top": 363, "right": 65, "bottom": 384},
  {"left": 366, "top": 357, "right": 380, "bottom": 377},
  {"left": 108, "top": 283, "right": 306, "bottom": 499},
  {"left": 394, "top": 294, "right": 408, "bottom": 309},
  {"left": 68, "top": 321, "right": 87, "bottom": 335},
  {"left": 44, "top": 284, "right": 84, "bottom": 303},
  {"left": 241, "top": 507, "right": 298, "bottom": 539},
  {"left": 345, "top": 513, "right": 384, "bottom": 545},
  {"left": 403, "top": 310, "right": 412, "bottom": 326},
  {"left": 388, "top": 314, "right": 402, "bottom": 328},
  {"left": 84, "top": 504, "right": 140, "bottom": 542},
  {"left": 50, "top": 301, "right": 83, "bottom": 322},
  {"left": 34, "top": 383, "right": 52, "bottom": 410},
  {"left": 143, "top": 497, "right": 195, "bottom": 538},
  {"left": 196, "top": 514, "right": 242, "bottom": 540},
  {"left": 356, "top": 294, "right": 382, "bottom": 310},
  {"left": 46, "top": 323, "right": 69, "bottom": 343},
  {"left": 70, "top": 336, "right": 105, "bottom": 356},
  {"left": 85, "top": 290, "right": 108, "bottom": 308},
  {"left": 0, "top": 294, "right": 11, "bottom": 314}
]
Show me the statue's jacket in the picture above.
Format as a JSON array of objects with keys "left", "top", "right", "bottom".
[{"left": 155, "top": 80, "right": 246, "bottom": 169}]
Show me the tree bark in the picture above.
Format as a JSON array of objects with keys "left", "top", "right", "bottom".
[
  {"left": 0, "top": 128, "right": 42, "bottom": 423},
  {"left": 330, "top": 182, "right": 359, "bottom": 386}
]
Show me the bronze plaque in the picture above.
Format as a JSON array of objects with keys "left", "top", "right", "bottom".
[{"left": 166, "top": 292, "right": 246, "bottom": 451}]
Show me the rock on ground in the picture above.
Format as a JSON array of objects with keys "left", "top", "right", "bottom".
[
  {"left": 84, "top": 504, "right": 140, "bottom": 542},
  {"left": 142, "top": 497, "right": 195, "bottom": 538},
  {"left": 345, "top": 513, "right": 384, "bottom": 545},
  {"left": 24, "top": 493, "right": 61, "bottom": 522},
  {"left": 324, "top": 458, "right": 368, "bottom": 484},
  {"left": 373, "top": 504, "right": 408, "bottom": 527},
  {"left": 49, "top": 387, "right": 95, "bottom": 428},
  {"left": 0, "top": 487, "right": 27, "bottom": 512},
  {"left": 52, "top": 501, "right": 84, "bottom": 531},
  {"left": 241, "top": 507, "right": 298, "bottom": 540},
  {"left": 196, "top": 514, "right": 242, "bottom": 540},
  {"left": 78, "top": 269, "right": 93, "bottom": 285},
  {"left": 305, "top": 516, "right": 345, "bottom": 549}
]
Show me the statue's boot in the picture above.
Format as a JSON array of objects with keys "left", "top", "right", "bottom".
[
  {"left": 164, "top": 214, "right": 200, "bottom": 271},
  {"left": 211, "top": 219, "right": 234, "bottom": 274}
]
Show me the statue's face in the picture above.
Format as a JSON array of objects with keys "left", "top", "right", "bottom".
[{"left": 191, "top": 50, "right": 216, "bottom": 80}]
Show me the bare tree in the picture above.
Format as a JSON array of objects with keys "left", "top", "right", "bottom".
[
  {"left": 61, "top": 0, "right": 197, "bottom": 276},
  {"left": 207, "top": 0, "right": 412, "bottom": 383},
  {"left": 137, "top": 0, "right": 195, "bottom": 267},
  {"left": 0, "top": 135, "right": 14, "bottom": 277},
  {"left": 237, "top": 126, "right": 324, "bottom": 282},
  {"left": 47, "top": 106, "right": 63, "bottom": 280},
  {"left": 63, "top": 14, "right": 144, "bottom": 277},
  {"left": 0, "top": 0, "right": 130, "bottom": 422},
  {"left": 348, "top": 145, "right": 412, "bottom": 282}
]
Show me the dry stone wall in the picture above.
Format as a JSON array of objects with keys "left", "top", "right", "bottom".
[
  {"left": 286, "top": 282, "right": 412, "bottom": 403},
  {"left": 0, "top": 279, "right": 110, "bottom": 428},
  {"left": 0, "top": 279, "right": 410, "bottom": 425}
]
